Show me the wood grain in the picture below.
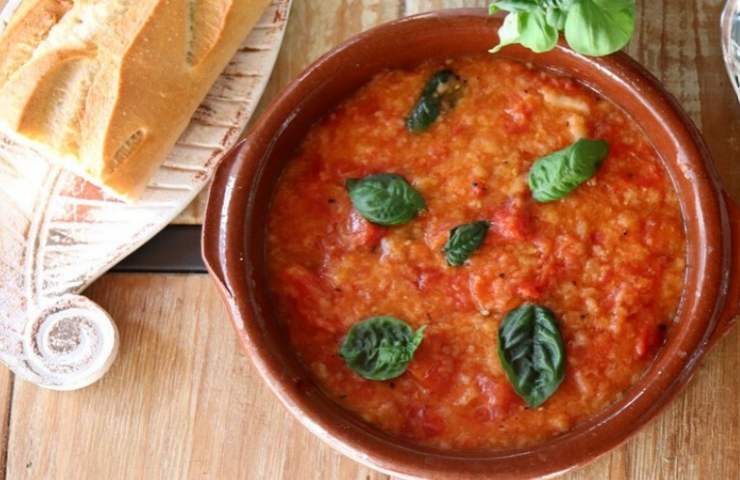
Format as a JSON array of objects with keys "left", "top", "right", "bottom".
[
  {"left": 2, "top": 0, "right": 740, "bottom": 479},
  {"left": 0, "top": 369, "right": 13, "bottom": 480},
  {"left": 6, "top": 275, "right": 388, "bottom": 480},
  {"left": 6, "top": 276, "right": 738, "bottom": 480}
]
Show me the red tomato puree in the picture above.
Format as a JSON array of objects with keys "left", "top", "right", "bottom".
[{"left": 266, "top": 55, "right": 685, "bottom": 449}]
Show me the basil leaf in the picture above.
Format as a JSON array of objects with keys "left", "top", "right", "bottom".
[
  {"left": 346, "top": 174, "right": 426, "bottom": 226},
  {"left": 497, "top": 304, "right": 565, "bottom": 408},
  {"left": 490, "top": 9, "right": 559, "bottom": 54},
  {"left": 488, "top": 0, "right": 635, "bottom": 57},
  {"left": 545, "top": 4, "right": 568, "bottom": 30},
  {"left": 406, "top": 69, "right": 464, "bottom": 133},
  {"left": 564, "top": 0, "right": 636, "bottom": 56},
  {"left": 339, "top": 316, "right": 426, "bottom": 381},
  {"left": 443, "top": 221, "right": 490, "bottom": 266},
  {"left": 489, "top": 0, "right": 540, "bottom": 14},
  {"left": 528, "top": 138, "right": 608, "bottom": 202}
]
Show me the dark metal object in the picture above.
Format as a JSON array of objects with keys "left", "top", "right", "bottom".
[{"left": 113, "top": 225, "right": 206, "bottom": 273}]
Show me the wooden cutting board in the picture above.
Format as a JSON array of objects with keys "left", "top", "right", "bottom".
[
  {"left": 0, "top": 1, "right": 738, "bottom": 479},
  {"left": 0, "top": 0, "right": 292, "bottom": 390}
]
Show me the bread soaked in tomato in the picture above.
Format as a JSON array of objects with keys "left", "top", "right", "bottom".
[{"left": 266, "top": 55, "right": 685, "bottom": 450}]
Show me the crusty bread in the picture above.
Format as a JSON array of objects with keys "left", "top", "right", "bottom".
[{"left": 0, "top": 0, "right": 271, "bottom": 201}]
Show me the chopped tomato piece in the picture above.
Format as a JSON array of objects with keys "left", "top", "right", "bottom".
[
  {"left": 635, "top": 324, "right": 666, "bottom": 359},
  {"left": 414, "top": 267, "right": 474, "bottom": 310},
  {"left": 402, "top": 404, "right": 446, "bottom": 440},
  {"left": 472, "top": 374, "right": 521, "bottom": 422},
  {"left": 490, "top": 199, "right": 533, "bottom": 240},
  {"left": 414, "top": 266, "right": 444, "bottom": 291},
  {"left": 503, "top": 94, "right": 534, "bottom": 134},
  {"left": 407, "top": 335, "right": 457, "bottom": 396},
  {"left": 516, "top": 276, "right": 543, "bottom": 300},
  {"left": 346, "top": 211, "right": 386, "bottom": 250},
  {"left": 278, "top": 266, "right": 338, "bottom": 332}
]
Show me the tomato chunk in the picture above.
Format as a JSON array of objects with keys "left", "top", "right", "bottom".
[
  {"left": 346, "top": 211, "right": 386, "bottom": 250},
  {"left": 635, "top": 324, "right": 666, "bottom": 359},
  {"left": 490, "top": 198, "right": 533, "bottom": 241},
  {"left": 407, "top": 335, "right": 457, "bottom": 396},
  {"left": 472, "top": 374, "right": 521, "bottom": 422},
  {"left": 402, "top": 404, "right": 446, "bottom": 440},
  {"left": 278, "top": 266, "right": 338, "bottom": 332}
]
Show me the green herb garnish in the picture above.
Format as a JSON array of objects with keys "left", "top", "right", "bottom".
[
  {"left": 406, "top": 69, "right": 464, "bottom": 133},
  {"left": 489, "top": 0, "right": 636, "bottom": 57},
  {"left": 528, "top": 138, "right": 608, "bottom": 202},
  {"left": 339, "top": 316, "right": 426, "bottom": 381},
  {"left": 443, "top": 221, "right": 490, "bottom": 266},
  {"left": 346, "top": 173, "right": 426, "bottom": 226},
  {"left": 498, "top": 304, "right": 566, "bottom": 407}
]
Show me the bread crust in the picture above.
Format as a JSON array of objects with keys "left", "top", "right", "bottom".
[{"left": 0, "top": 0, "right": 271, "bottom": 201}]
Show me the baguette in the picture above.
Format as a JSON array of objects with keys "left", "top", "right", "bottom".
[{"left": 0, "top": 0, "right": 271, "bottom": 201}]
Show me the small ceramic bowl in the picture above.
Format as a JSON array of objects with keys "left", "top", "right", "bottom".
[{"left": 202, "top": 9, "right": 740, "bottom": 479}]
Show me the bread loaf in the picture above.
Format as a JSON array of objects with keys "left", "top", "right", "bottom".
[{"left": 0, "top": 0, "right": 271, "bottom": 201}]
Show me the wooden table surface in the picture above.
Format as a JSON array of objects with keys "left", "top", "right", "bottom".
[{"left": 1, "top": 1, "right": 739, "bottom": 479}]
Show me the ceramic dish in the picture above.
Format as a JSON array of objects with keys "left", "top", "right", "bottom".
[{"left": 203, "top": 10, "right": 740, "bottom": 479}]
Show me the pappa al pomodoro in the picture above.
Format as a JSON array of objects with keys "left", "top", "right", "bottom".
[{"left": 266, "top": 55, "right": 685, "bottom": 450}]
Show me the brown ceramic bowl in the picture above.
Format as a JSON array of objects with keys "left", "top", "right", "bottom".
[{"left": 202, "top": 9, "right": 740, "bottom": 479}]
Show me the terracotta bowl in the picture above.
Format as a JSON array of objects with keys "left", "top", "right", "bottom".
[{"left": 202, "top": 9, "right": 740, "bottom": 479}]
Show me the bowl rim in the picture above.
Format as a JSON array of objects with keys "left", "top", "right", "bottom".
[{"left": 203, "top": 8, "right": 737, "bottom": 479}]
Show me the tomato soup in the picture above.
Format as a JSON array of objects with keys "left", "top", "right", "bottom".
[{"left": 266, "top": 55, "right": 685, "bottom": 450}]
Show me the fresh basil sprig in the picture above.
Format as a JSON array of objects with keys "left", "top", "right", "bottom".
[
  {"left": 489, "top": 0, "right": 636, "bottom": 57},
  {"left": 491, "top": 1, "right": 559, "bottom": 53},
  {"left": 443, "top": 221, "right": 490, "bottom": 266},
  {"left": 528, "top": 138, "right": 608, "bottom": 202},
  {"left": 339, "top": 316, "right": 426, "bottom": 381},
  {"left": 346, "top": 174, "right": 426, "bottom": 226},
  {"left": 406, "top": 69, "right": 464, "bottom": 133},
  {"left": 497, "top": 304, "right": 565, "bottom": 407}
]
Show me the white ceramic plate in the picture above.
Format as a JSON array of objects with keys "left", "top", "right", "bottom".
[
  {"left": 723, "top": 0, "right": 740, "bottom": 103},
  {"left": 0, "top": 0, "right": 293, "bottom": 390}
]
